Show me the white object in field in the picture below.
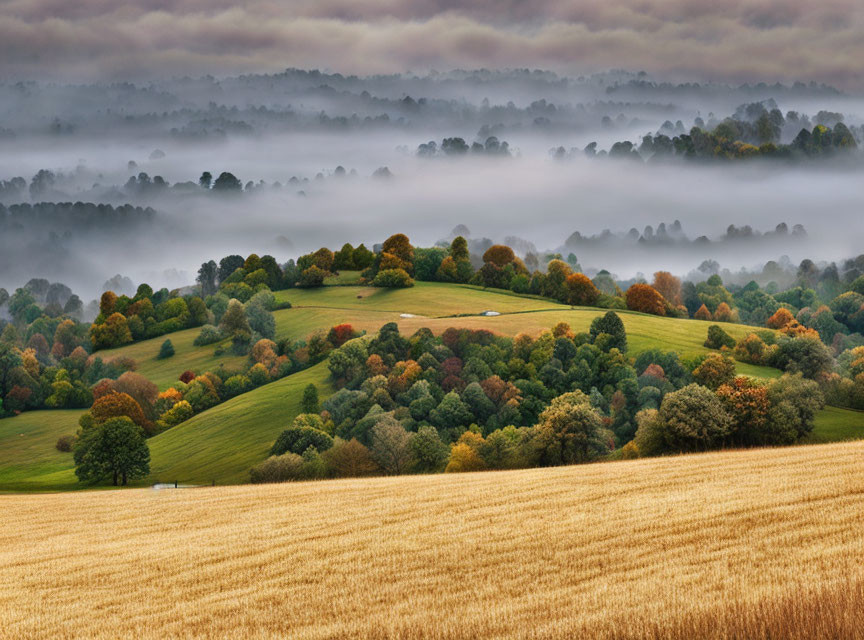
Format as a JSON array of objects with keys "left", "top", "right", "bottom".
[{"left": 480, "top": 310, "right": 501, "bottom": 316}]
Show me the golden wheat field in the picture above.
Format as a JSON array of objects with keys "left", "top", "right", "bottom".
[{"left": 3, "top": 441, "right": 864, "bottom": 640}]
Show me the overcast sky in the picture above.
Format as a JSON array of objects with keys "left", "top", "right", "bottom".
[{"left": 0, "top": 0, "right": 861, "bottom": 87}]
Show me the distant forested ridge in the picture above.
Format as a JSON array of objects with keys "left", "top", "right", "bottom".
[{"left": 0, "top": 202, "right": 155, "bottom": 233}]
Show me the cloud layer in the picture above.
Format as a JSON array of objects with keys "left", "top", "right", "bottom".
[{"left": 0, "top": 0, "right": 862, "bottom": 86}]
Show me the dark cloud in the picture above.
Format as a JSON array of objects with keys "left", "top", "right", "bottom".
[{"left": 0, "top": 0, "right": 861, "bottom": 86}]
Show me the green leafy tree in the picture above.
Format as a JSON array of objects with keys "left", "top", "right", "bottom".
[
  {"left": 656, "top": 384, "right": 732, "bottom": 451},
  {"left": 369, "top": 417, "right": 414, "bottom": 474},
  {"left": 766, "top": 374, "right": 824, "bottom": 440},
  {"left": 535, "top": 391, "right": 609, "bottom": 465},
  {"left": 589, "top": 311, "right": 627, "bottom": 352},
  {"left": 301, "top": 384, "right": 320, "bottom": 414},
  {"left": 212, "top": 171, "right": 242, "bottom": 191},
  {"left": 219, "top": 299, "right": 250, "bottom": 338},
  {"left": 410, "top": 425, "right": 449, "bottom": 472},
  {"left": 73, "top": 417, "right": 150, "bottom": 486},
  {"left": 217, "top": 255, "right": 245, "bottom": 284},
  {"left": 373, "top": 268, "right": 414, "bottom": 288},
  {"left": 297, "top": 265, "right": 328, "bottom": 288},
  {"left": 197, "top": 260, "right": 218, "bottom": 296}
]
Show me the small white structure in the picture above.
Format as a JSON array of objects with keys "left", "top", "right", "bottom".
[{"left": 480, "top": 310, "right": 501, "bottom": 316}]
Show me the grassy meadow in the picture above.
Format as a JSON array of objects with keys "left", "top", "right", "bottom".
[
  {"left": 0, "top": 410, "right": 82, "bottom": 492},
  {"left": 2, "top": 440, "right": 863, "bottom": 638}
]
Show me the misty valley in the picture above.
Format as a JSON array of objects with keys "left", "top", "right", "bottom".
[{"left": 1, "top": 69, "right": 863, "bottom": 299}]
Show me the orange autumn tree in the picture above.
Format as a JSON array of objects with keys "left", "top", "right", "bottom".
[
  {"left": 380, "top": 233, "right": 414, "bottom": 274},
  {"left": 327, "top": 324, "right": 358, "bottom": 348},
  {"left": 552, "top": 322, "right": 573, "bottom": 339},
  {"left": 89, "top": 391, "right": 153, "bottom": 434},
  {"left": 713, "top": 302, "right": 737, "bottom": 323},
  {"left": 482, "top": 244, "right": 516, "bottom": 268},
  {"left": 694, "top": 304, "right": 712, "bottom": 321},
  {"left": 625, "top": 284, "right": 666, "bottom": 316},
  {"left": 766, "top": 307, "right": 795, "bottom": 329},
  {"left": 717, "top": 377, "right": 771, "bottom": 446},
  {"left": 565, "top": 273, "right": 600, "bottom": 306},
  {"left": 733, "top": 334, "right": 770, "bottom": 365},
  {"left": 652, "top": 271, "right": 682, "bottom": 306},
  {"left": 366, "top": 354, "right": 388, "bottom": 377}
]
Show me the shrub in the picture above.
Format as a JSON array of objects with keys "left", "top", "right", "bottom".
[
  {"left": 692, "top": 354, "right": 736, "bottom": 390},
  {"left": 705, "top": 325, "right": 735, "bottom": 350},
  {"left": 157, "top": 339, "right": 175, "bottom": 359},
  {"left": 249, "top": 453, "right": 304, "bottom": 483},
  {"left": 693, "top": 304, "right": 712, "bottom": 321},
  {"left": 270, "top": 425, "right": 334, "bottom": 456},
  {"left": 322, "top": 438, "right": 379, "bottom": 477},
  {"left": 373, "top": 268, "right": 414, "bottom": 288},
  {"left": 55, "top": 434, "right": 76, "bottom": 452},
  {"left": 194, "top": 324, "right": 222, "bottom": 346}
]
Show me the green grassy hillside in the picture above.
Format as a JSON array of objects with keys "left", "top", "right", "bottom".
[
  {"left": 0, "top": 410, "right": 82, "bottom": 491},
  {"left": 805, "top": 406, "right": 864, "bottom": 444},
  {"left": 143, "top": 361, "right": 334, "bottom": 485},
  {"left": 97, "top": 281, "right": 778, "bottom": 388},
  {"left": 277, "top": 281, "right": 776, "bottom": 377},
  {"left": 0, "top": 363, "right": 333, "bottom": 491},
  {"left": 97, "top": 328, "right": 247, "bottom": 390}
]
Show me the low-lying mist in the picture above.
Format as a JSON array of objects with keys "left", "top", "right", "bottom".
[{"left": 0, "top": 70, "right": 862, "bottom": 299}]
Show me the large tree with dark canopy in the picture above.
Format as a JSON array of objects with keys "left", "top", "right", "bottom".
[{"left": 73, "top": 417, "right": 150, "bottom": 486}]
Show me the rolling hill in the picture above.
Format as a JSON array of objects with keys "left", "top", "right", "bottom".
[
  {"left": 99, "top": 280, "right": 779, "bottom": 389},
  {"left": 2, "top": 440, "right": 863, "bottom": 638},
  {"left": 3, "top": 280, "right": 863, "bottom": 492}
]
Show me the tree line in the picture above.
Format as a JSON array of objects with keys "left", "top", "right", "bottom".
[{"left": 249, "top": 318, "right": 825, "bottom": 482}]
